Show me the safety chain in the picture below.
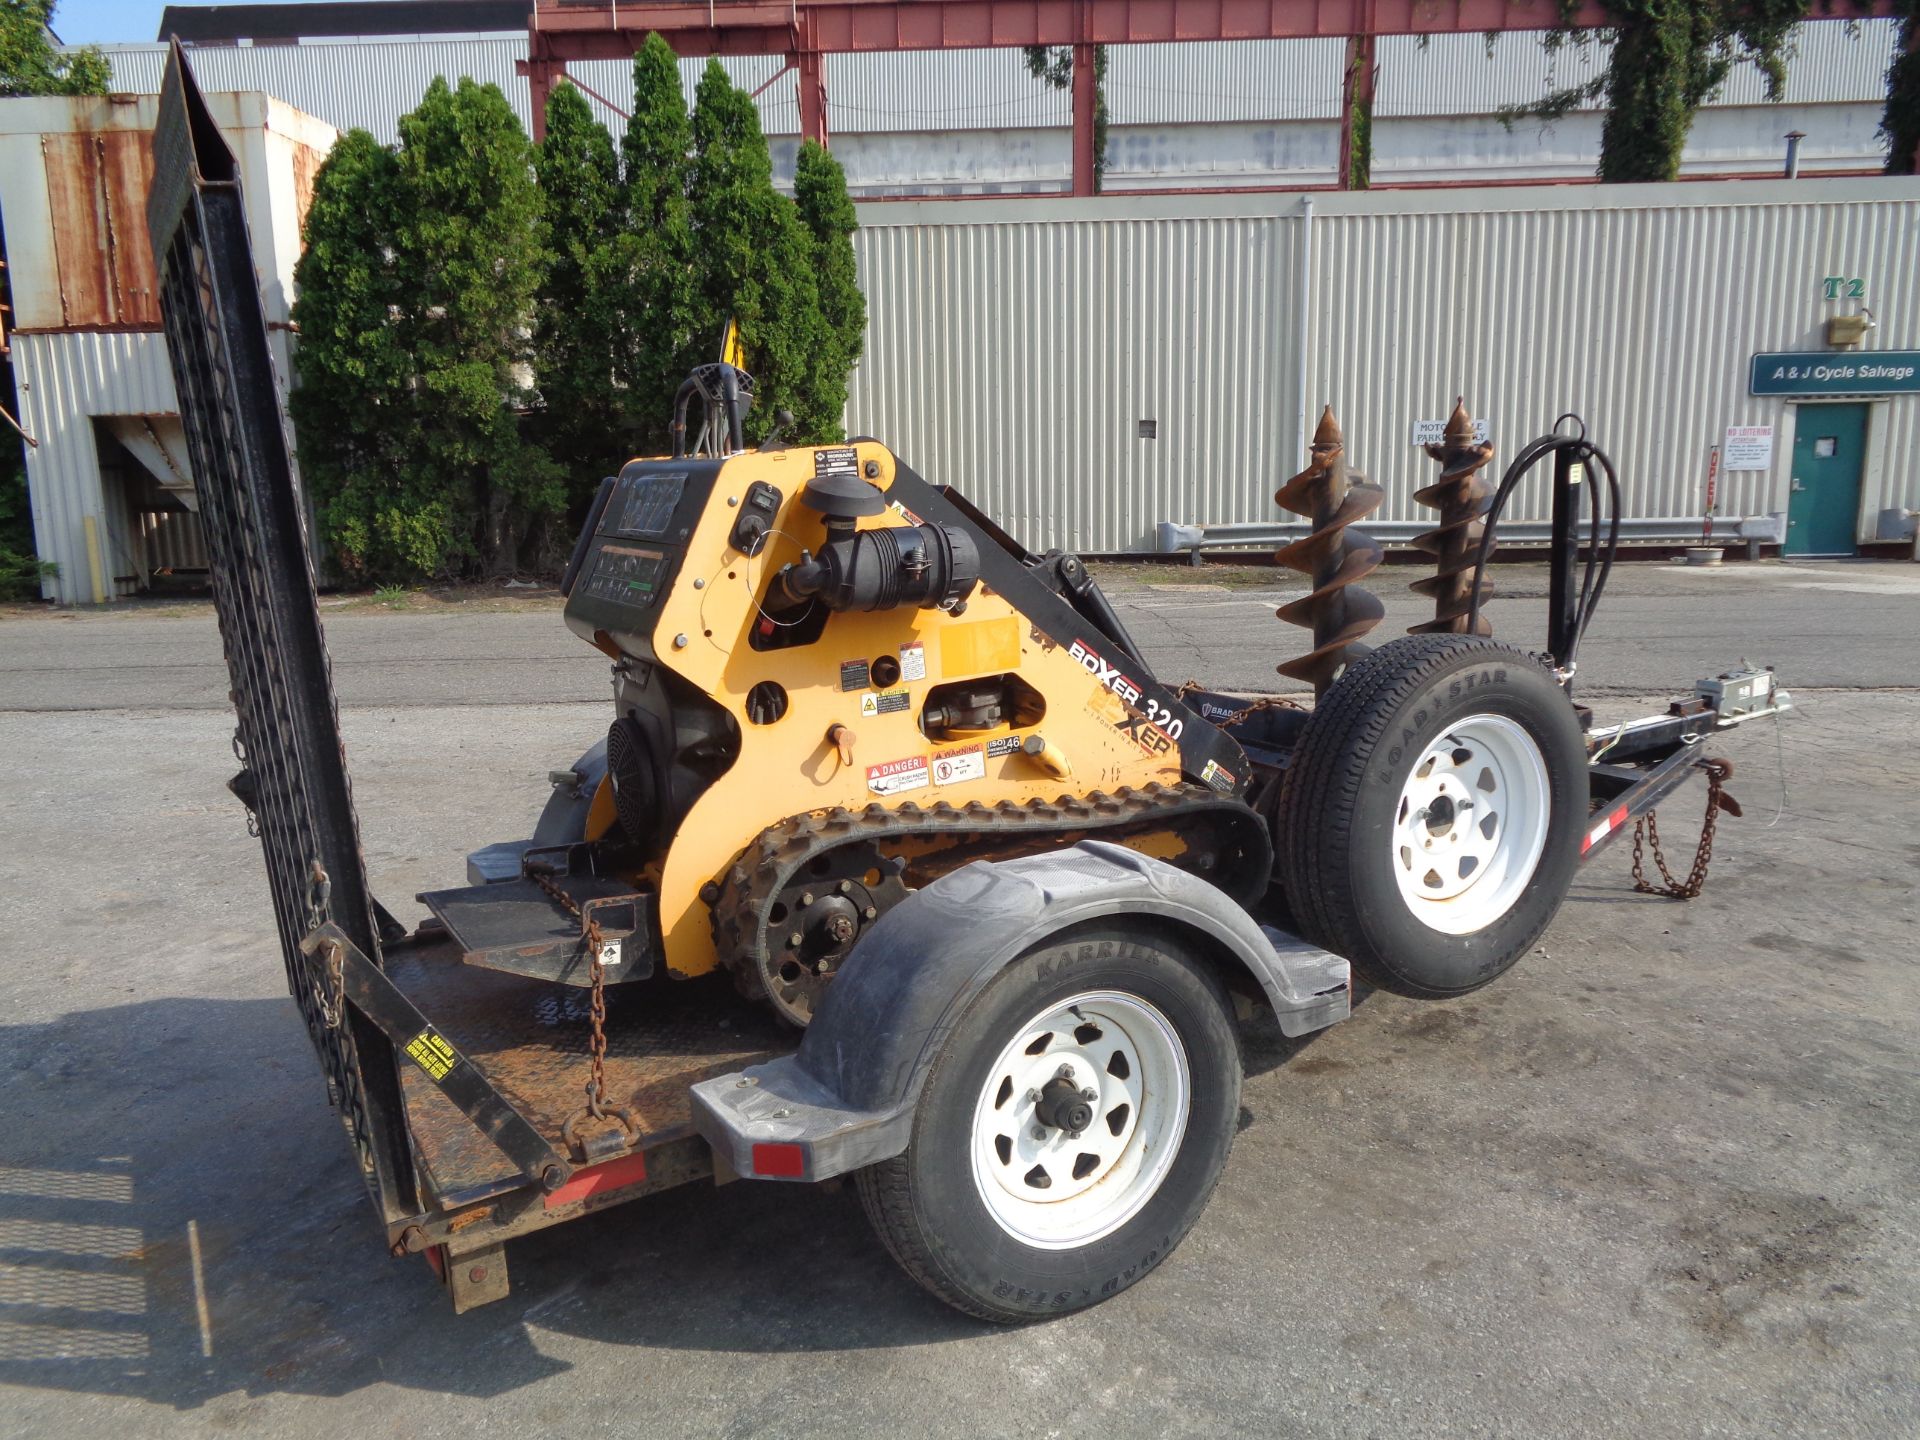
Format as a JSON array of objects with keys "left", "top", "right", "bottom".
[
  {"left": 528, "top": 867, "right": 640, "bottom": 1161},
  {"left": 1632, "top": 757, "right": 1738, "bottom": 901},
  {"left": 1174, "top": 679, "right": 1303, "bottom": 730},
  {"left": 305, "top": 860, "right": 346, "bottom": 1029}
]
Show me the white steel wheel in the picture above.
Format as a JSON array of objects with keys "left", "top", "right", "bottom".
[
  {"left": 1390, "top": 712, "right": 1551, "bottom": 936},
  {"left": 967, "top": 990, "right": 1191, "bottom": 1251}
]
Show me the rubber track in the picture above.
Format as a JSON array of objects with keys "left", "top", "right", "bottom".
[
  {"left": 713, "top": 782, "right": 1268, "bottom": 1017},
  {"left": 1274, "top": 633, "right": 1536, "bottom": 956}
]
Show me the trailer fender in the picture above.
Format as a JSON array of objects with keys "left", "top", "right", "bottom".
[{"left": 690, "top": 840, "right": 1350, "bottom": 1183}]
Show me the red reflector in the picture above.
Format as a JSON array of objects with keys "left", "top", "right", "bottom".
[
  {"left": 543, "top": 1150, "right": 649, "bottom": 1210},
  {"left": 751, "top": 1142, "right": 806, "bottom": 1178}
]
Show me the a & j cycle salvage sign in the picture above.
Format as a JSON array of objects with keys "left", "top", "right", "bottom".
[{"left": 1749, "top": 351, "right": 1920, "bottom": 397}]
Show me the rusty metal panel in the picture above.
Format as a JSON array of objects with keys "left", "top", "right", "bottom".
[
  {"left": 40, "top": 131, "right": 161, "bottom": 329},
  {"left": 387, "top": 939, "right": 793, "bottom": 1204}
]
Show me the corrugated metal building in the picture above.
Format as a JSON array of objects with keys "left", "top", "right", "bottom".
[
  {"left": 81, "top": 22, "right": 1905, "bottom": 193},
  {"left": 0, "top": 91, "right": 334, "bottom": 602},
  {"left": 847, "top": 179, "right": 1920, "bottom": 553}
]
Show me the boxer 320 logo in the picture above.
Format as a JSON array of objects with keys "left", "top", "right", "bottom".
[{"left": 1070, "top": 638, "right": 1183, "bottom": 755}]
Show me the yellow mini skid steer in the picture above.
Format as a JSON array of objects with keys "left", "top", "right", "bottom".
[{"left": 150, "top": 44, "right": 1788, "bottom": 1319}]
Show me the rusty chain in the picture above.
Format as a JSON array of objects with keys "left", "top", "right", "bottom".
[
  {"left": 304, "top": 860, "right": 346, "bottom": 1029},
  {"left": 1631, "top": 757, "right": 1738, "bottom": 900},
  {"left": 528, "top": 867, "right": 641, "bottom": 1161},
  {"left": 1173, "top": 679, "right": 1302, "bottom": 730},
  {"left": 527, "top": 868, "right": 610, "bottom": 1118}
]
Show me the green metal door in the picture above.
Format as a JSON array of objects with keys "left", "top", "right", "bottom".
[{"left": 1787, "top": 403, "right": 1866, "bottom": 556}]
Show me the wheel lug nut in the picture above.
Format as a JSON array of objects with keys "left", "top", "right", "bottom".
[
  {"left": 1032, "top": 1125, "right": 1047, "bottom": 1141},
  {"left": 838, "top": 880, "right": 852, "bottom": 893},
  {"left": 862, "top": 906, "right": 878, "bottom": 920},
  {"left": 1080, "top": 1087, "right": 1095, "bottom": 1101},
  {"left": 1056, "top": 1064, "right": 1074, "bottom": 1079},
  {"left": 788, "top": 931, "right": 803, "bottom": 947},
  {"left": 800, "top": 892, "right": 815, "bottom": 906}
]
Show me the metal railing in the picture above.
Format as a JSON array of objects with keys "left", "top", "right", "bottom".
[{"left": 1156, "top": 513, "right": 1788, "bottom": 564}]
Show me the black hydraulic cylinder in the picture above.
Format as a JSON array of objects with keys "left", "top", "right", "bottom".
[{"left": 1547, "top": 446, "right": 1581, "bottom": 678}]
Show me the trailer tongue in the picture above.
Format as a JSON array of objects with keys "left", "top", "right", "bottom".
[{"left": 148, "top": 43, "right": 1788, "bottom": 1317}]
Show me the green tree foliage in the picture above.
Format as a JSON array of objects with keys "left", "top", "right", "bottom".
[
  {"left": 1, "top": 0, "right": 108, "bottom": 96},
  {"left": 1023, "top": 45, "right": 1108, "bottom": 191},
  {"left": 609, "top": 33, "right": 699, "bottom": 451},
  {"left": 792, "top": 140, "right": 865, "bottom": 443},
  {"left": 1886, "top": 0, "right": 1919, "bottom": 174},
  {"left": 1503, "top": 1, "right": 1825, "bottom": 183},
  {"left": 292, "top": 79, "right": 560, "bottom": 582},
  {"left": 687, "top": 59, "right": 828, "bottom": 437},
  {"left": 532, "top": 82, "right": 624, "bottom": 494},
  {"left": 0, "top": 437, "right": 54, "bottom": 599}
]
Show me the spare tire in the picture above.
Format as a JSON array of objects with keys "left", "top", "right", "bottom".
[{"left": 1273, "top": 634, "right": 1585, "bottom": 998}]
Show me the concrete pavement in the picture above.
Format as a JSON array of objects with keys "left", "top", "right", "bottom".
[{"left": 1, "top": 561, "right": 1917, "bottom": 1438}]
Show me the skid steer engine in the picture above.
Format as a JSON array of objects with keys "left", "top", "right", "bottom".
[{"left": 551, "top": 424, "right": 1272, "bottom": 1024}]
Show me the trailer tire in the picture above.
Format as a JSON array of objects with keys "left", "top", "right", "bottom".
[
  {"left": 855, "top": 926, "right": 1240, "bottom": 1323},
  {"left": 1274, "top": 635, "right": 1585, "bottom": 999}
]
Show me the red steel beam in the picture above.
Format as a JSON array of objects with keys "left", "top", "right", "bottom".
[{"left": 528, "top": 0, "right": 1630, "bottom": 59}]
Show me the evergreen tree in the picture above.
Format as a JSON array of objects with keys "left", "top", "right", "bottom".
[
  {"left": 610, "top": 32, "right": 698, "bottom": 450},
  {"left": 390, "top": 76, "right": 560, "bottom": 573},
  {"left": 792, "top": 139, "right": 865, "bottom": 442},
  {"left": 687, "top": 59, "right": 828, "bottom": 440},
  {"left": 1, "top": 0, "right": 108, "bottom": 96},
  {"left": 289, "top": 130, "right": 418, "bottom": 574},
  {"left": 533, "top": 81, "right": 623, "bottom": 496},
  {"left": 292, "top": 81, "right": 560, "bottom": 581}
]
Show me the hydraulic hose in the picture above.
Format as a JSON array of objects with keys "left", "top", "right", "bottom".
[{"left": 1465, "top": 416, "right": 1622, "bottom": 677}]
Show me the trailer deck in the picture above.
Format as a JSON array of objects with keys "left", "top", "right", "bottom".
[{"left": 390, "top": 934, "right": 794, "bottom": 1198}]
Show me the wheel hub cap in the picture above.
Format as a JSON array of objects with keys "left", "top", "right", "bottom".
[
  {"left": 1390, "top": 713, "right": 1552, "bottom": 936},
  {"left": 968, "top": 991, "right": 1191, "bottom": 1250}
]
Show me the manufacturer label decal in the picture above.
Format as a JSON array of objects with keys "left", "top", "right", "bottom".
[
  {"left": 931, "top": 743, "right": 985, "bottom": 786},
  {"left": 866, "top": 755, "right": 929, "bottom": 796},
  {"left": 899, "top": 640, "right": 927, "bottom": 682},
  {"left": 814, "top": 446, "right": 859, "bottom": 480},
  {"left": 987, "top": 735, "right": 1024, "bottom": 758},
  {"left": 405, "top": 1027, "right": 457, "bottom": 1082},
  {"left": 860, "top": 688, "right": 911, "bottom": 716},
  {"left": 1200, "top": 758, "right": 1237, "bottom": 793},
  {"left": 839, "top": 659, "right": 871, "bottom": 691}
]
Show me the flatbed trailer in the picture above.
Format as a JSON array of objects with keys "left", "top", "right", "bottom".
[{"left": 147, "top": 43, "right": 1788, "bottom": 1319}]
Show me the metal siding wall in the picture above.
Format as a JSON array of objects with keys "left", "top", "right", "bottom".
[
  {"left": 850, "top": 210, "right": 1298, "bottom": 552},
  {"left": 15, "top": 331, "right": 181, "bottom": 604},
  {"left": 1304, "top": 195, "right": 1920, "bottom": 533},
  {"left": 828, "top": 50, "right": 1064, "bottom": 133},
  {"left": 851, "top": 184, "right": 1919, "bottom": 552},
  {"left": 1106, "top": 41, "right": 1346, "bottom": 124}
]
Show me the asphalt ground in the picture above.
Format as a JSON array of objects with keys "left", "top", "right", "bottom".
[{"left": 2, "top": 558, "right": 1917, "bottom": 1437}]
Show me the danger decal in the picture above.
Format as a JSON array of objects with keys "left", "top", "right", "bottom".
[{"left": 866, "top": 755, "right": 930, "bottom": 796}]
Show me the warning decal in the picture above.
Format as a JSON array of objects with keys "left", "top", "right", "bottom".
[
  {"left": 1200, "top": 758, "right": 1237, "bottom": 793},
  {"left": 406, "top": 1027, "right": 457, "bottom": 1082},
  {"left": 931, "top": 743, "right": 985, "bottom": 786},
  {"left": 839, "top": 658, "right": 871, "bottom": 691},
  {"left": 899, "top": 641, "right": 927, "bottom": 682},
  {"left": 867, "top": 755, "right": 930, "bottom": 796},
  {"left": 860, "top": 688, "right": 911, "bottom": 716}
]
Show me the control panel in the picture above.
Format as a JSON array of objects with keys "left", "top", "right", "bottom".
[{"left": 563, "top": 457, "right": 723, "bottom": 653}]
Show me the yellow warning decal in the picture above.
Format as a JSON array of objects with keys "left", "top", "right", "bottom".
[{"left": 406, "top": 1027, "right": 457, "bottom": 1082}]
